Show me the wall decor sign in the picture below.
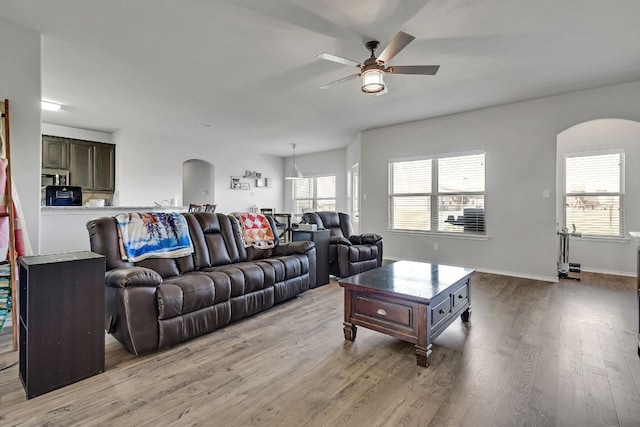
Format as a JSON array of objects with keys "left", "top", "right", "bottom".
[{"left": 243, "top": 170, "right": 262, "bottom": 179}]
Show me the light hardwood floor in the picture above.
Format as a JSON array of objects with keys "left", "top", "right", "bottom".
[{"left": 0, "top": 272, "right": 639, "bottom": 426}]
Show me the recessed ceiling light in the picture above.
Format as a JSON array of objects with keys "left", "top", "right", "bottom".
[{"left": 42, "top": 100, "right": 61, "bottom": 112}]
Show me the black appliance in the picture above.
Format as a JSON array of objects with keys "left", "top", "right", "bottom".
[{"left": 45, "top": 186, "right": 82, "bottom": 206}]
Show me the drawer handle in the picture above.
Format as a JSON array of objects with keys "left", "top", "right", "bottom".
[
  {"left": 439, "top": 308, "right": 446, "bottom": 314},
  {"left": 458, "top": 294, "right": 465, "bottom": 299},
  {"left": 376, "top": 308, "right": 387, "bottom": 316}
]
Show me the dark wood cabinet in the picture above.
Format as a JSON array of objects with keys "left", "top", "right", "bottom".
[
  {"left": 292, "top": 229, "right": 330, "bottom": 287},
  {"left": 42, "top": 135, "right": 69, "bottom": 169},
  {"left": 19, "top": 252, "right": 105, "bottom": 399},
  {"left": 69, "top": 140, "right": 94, "bottom": 190},
  {"left": 50, "top": 137, "right": 115, "bottom": 192},
  {"left": 93, "top": 143, "right": 115, "bottom": 191}
]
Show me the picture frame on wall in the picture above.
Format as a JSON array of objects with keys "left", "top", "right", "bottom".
[
  {"left": 240, "top": 183, "right": 250, "bottom": 190},
  {"left": 256, "top": 179, "right": 265, "bottom": 188},
  {"left": 231, "top": 176, "right": 241, "bottom": 189}
]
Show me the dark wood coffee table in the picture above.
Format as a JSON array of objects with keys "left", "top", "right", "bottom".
[{"left": 339, "top": 260, "right": 474, "bottom": 367}]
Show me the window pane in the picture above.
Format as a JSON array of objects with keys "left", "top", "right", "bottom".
[
  {"left": 388, "top": 152, "right": 485, "bottom": 234},
  {"left": 566, "top": 153, "right": 620, "bottom": 193},
  {"left": 439, "top": 154, "right": 485, "bottom": 192},
  {"left": 293, "top": 178, "right": 314, "bottom": 199},
  {"left": 317, "top": 199, "right": 335, "bottom": 211},
  {"left": 564, "top": 195, "right": 621, "bottom": 236},
  {"left": 295, "top": 200, "right": 313, "bottom": 214},
  {"left": 438, "top": 195, "right": 485, "bottom": 233},
  {"left": 390, "top": 196, "right": 430, "bottom": 231},
  {"left": 316, "top": 176, "right": 336, "bottom": 198},
  {"left": 564, "top": 151, "right": 624, "bottom": 237},
  {"left": 391, "top": 160, "right": 431, "bottom": 194}
]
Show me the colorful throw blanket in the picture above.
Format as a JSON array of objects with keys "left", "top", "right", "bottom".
[
  {"left": 0, "top": 265, "right": 10, "bottom": 331},
  {"left": 115, "top": 212, "right": 193, "bottom": 262},
  {"left": 231, "top": 212, "right": 276, "bottom": 249}
]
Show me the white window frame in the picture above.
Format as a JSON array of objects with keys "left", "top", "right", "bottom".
[
  {"left": 292, "top": 174, "right": 336, "bottom": 215},
  {"left": 562, "top": 149, "right": 625, "bottom": 239},
  {"left": 388, "top": 150, "right": 486, "bottom": 236}
]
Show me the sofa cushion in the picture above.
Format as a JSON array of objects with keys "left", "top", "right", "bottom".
[{"left": 187, "top": 213, "right": 240, "bottom": 269}]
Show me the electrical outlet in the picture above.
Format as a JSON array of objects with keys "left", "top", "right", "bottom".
[{"left": 434, "top": 243, "right": 439, "bottom": 251}]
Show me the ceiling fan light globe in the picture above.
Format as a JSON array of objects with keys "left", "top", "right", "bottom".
[{"left": 361, "top": 69, "right": 385, "bottom": 94}]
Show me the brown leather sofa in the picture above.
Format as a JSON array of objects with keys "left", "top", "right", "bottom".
[
  {"left": 302, "top": 211, "right": 382, "bottom": 278},
  {"left": 87, "top": 212, "right": 316, "bottom": 355}
]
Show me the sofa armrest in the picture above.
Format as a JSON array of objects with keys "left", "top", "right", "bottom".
[
  {"left": 349, "top": 233, "right": 383, "bottom": 245},
  {"left": 331, "top": 236, "right": 352, "bottom": 246},
  {"left": 272, "top": 240, "right": 316, "bottom": 256},
  {"left": 105, "top": 267, "right": 163, "bottom": 288}
]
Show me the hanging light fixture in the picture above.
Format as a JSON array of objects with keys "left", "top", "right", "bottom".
[
  {"left": 284, "top": 143, "right": 303, "bottom": 180},
  {"left": 361, "top": 68, "right": 385, "bottom": 94}
]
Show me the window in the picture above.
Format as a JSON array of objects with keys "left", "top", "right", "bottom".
[
  {"left": 293, "top": 175, "right": 336, "bottom": 214},
  {"left": 389, "top": 151, "right": 485, "bottom": 234},
  {"left": 563, "top": 150, "right": 624, "bottom": 237}
]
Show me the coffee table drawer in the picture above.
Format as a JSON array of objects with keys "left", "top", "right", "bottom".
[
  {"left": 452, "top": 281, "right": 469, "bottom": 309},
  {"left": 353, "top": 294, "right": 412, "bottom": 327},
  {"left": 431, "top": 297, "right": 452, "bottom": 326}
]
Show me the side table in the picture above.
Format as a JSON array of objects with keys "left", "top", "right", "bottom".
[
  {"left": 18, "top": 251, "right": 105, "bottom": 399},
  {"left": 292, "top": 229, "right": 330, "bottom": 287}
]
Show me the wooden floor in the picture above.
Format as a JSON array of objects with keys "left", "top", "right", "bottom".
[{"left": 0, "top": 272, "right": 639, "bottom": 426}]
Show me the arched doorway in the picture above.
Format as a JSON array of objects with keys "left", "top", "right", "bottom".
[
  {"left": 557, "top": 118, "right": 640, "bottom": 276},
  {"left": 182, "top": 159, "right": 214, "bottom": 206}
]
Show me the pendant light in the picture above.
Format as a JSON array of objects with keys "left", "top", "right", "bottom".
[{"left": 285, "top": 143, "right": 303, "bottom": 180}]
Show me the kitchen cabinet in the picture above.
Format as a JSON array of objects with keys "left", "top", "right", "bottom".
[
  {"left": 93, "top": 143, "right": 115, "bottom": 191},
  {"left": 48, "top": 137, "right": 115, "bottom": 192},
  {"left": 42, "top": 135, "right": 69, "bottom": 169},
  {"left": 69, "top": 140, "right": 94, "bottom": 190}
]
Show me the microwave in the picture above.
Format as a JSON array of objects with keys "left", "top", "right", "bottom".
[
  {"left": 45, "top": 186, "right": 82, "bottom": 206},
  {"left": 41, "top": 169, "right": 69, "bottom": 187}
]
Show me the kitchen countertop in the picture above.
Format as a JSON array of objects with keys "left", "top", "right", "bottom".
[{"left": 41, "top": 206, "right": 188, "bottom": 215}]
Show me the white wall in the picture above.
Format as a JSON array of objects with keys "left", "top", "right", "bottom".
[
  {"left": 557, "top": 119, "right": 640, "bottom": 276},
  {"left": 41, "top": 123, "right": 113, "bottom": 143},
  {"left": 0, "top": 18, "right": 41, "bottom": 254},
  {"left": 114, "top": 128, "right": 284, "bottom": 213},
  {"left": 361, "top": 80, "right": 640, "bottom": 282},
  {"left": 283, "top": 148, "right": 347, "bottom": 214}
]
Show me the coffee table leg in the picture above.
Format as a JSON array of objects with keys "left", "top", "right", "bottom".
[
  {"left": 461, "top": 305, "right": 472, "bottom": 322},
  {"left": 343, "top": 322, "right": 357, "bottom": 341},
  {"left": 415, "top": 344, "right": 432, "bottom": 367}
]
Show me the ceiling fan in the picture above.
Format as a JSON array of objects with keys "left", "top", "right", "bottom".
[{"left": 317, "top": 31, "right": 440, "bottom": 94}]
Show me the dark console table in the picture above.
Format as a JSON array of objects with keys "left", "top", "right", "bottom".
[
  {"left": 292, "top": 229, "right": 330, "bottom": 287},
  {"left": 18, "top": 251, "right": 105, "bottom": 399}
]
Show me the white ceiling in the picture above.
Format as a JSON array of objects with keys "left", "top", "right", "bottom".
[{"left": 1, "top": 0, "right": 639, "bottom": 157}]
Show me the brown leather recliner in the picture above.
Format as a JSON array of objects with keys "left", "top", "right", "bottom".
[
  {"left": 302, "top": 211, "right": 382, "bottom": 278},
  {"left": 87, "top": 212, "right": 316, "bottom": 355}
]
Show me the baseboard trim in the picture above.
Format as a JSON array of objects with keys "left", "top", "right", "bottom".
[
  {"left": 383, "top": 257, "right": 558, "bottom": 283},
  {"left": 580, "top": 267, "right": 636, "bottom": 277},
  {"left": 473, "top": 267, "right": 558, "bottom": 283}
]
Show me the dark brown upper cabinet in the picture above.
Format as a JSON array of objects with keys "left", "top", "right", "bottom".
[
  {"left": 43, "top": 135, "right": 115, "bottom": 192},
  {"left": 42, "top": 136, "right": 69, "bottom": 170}
]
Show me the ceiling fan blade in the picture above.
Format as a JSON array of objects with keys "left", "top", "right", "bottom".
[
  {"left": 377, "top": 31, "right": 415, "bottom": 64},
  {"left": 320, "top": 74, "right": 359, "bottom": 89},
  {"left": 316, "top": 53, "right": 361, "bottom": 67},
  {"left": 387, "top": 65, "right": 440, "bottom": 75}
]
